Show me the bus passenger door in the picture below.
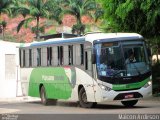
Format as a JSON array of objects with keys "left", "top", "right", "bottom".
[
  {"left": 84, "top": 49, "right": 92, "bottom": 76},
  {"left": 84, "top": 48, "right": 96, "bottom": 102}
]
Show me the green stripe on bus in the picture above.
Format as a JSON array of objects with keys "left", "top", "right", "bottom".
[
  {"left": 28, "top": 67, "right": 72, "bottom": 99},
  {"left": 112, "top": 78, "right": 150, "bottom": 91}
]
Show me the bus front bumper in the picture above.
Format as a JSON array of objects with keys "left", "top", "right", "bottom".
[{"left": 95, "top": 84, "right": 152, "bottom": 102}]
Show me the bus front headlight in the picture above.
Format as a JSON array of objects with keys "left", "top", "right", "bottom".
[
  {"left": 98, "top": 84, "right": 111, "bottom": 91},
  {"left": 144, "top": 80, "right": 152, "bottom": 88}
]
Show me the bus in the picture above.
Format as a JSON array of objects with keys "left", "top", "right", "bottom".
[{"left": 20, "top": 33, "right": 152, "bottom": 108}]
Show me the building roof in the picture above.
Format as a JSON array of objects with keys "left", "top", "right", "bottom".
[{"left": 39, "top": 33, "right": 78, "bottom": 40}]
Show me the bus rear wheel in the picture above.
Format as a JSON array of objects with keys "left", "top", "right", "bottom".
[
  {"left": 78, "top": 87, "right": 96, "bottom": 108},
  {"left": 40, "top": 86, "right": 57, "bottom": 105},
  {"left": 121, "top": 100, "right": 138, "bottom": 107},
  {"left": 40, "top": 86, "right": 49, "bottom": 105}
]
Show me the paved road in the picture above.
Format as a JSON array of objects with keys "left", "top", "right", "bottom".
[
  {"left": 0, "top": 97, "right": 160, "bottom": 120},
  {"left": 0, "top": 97, "right": 160, "bottom": 114}
]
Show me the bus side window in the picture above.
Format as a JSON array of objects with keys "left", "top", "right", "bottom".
[
  {"left": 63, "top": 45, "right": 69, "bottom": 65},
  {"left": 85, "top": 49, "right": 92, "bottom": 72},
  {"left": 85, "top": 51, "right": 88, "bottom": 70},
  {"left": 25, "top": 49, "right": 29, "bottom": 67},
  {"left": 33, "top": 48, "right": 37, "bottom": 67},
  {"left": 75, "top": 44, "right": 81, "bottom": 65},
  {"left": 60, "top": 46, "right": 64, "bottom": 65},
  {"left": 23, "top": 49, "right": 26, "bottom": 67},
  {"left": 41, "top": 47, "right": 47, "bottom": 66},
  {"left": 19, "top": 49, "right": 22, "bottom": 67},
  {"left": 37, "top": 48, "right": 41, "bottom": 66},
  {"left": 57, "top": 46, "right": 60, "bottom": 65},
  {"left": 47, "top": 47, "right": 52, "bottom": 66},
  {"left": 29, "top": 49, "right": 32, "bottom": 67},
  {"left": 80, "top": 44, "right": 84, "bottom": 65},
  {"left": 73, "top": 45, "right": 76, "bottom": 65},
  {"left": 53, "top": 46, "right": 58, "bottom": 66},
  {"left": 57, "top": 46, "right": 64, "bottom": 65},
  {"left": 68, "top": 45, "right": 73, "bottom": 65}
]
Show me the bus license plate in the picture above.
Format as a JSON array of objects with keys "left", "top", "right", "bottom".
[{"left": 124, "top": 94, "right": 134, "bottom": 99}]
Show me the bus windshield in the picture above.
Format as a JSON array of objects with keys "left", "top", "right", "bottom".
[{"left": 95, "top": 42, "right": 150, "bottom": 78}]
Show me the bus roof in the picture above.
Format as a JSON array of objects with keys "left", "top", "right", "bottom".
[
  {"left": 85, "top": 33, "right": 143, "bottom": 43},
  {"left": 30, "top": 37, "right": 85, "bottom": 47},
  {"left": 22, "top": 33, "right": 143, "bottom": 48}
]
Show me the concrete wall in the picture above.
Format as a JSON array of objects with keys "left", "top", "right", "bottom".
[{"left": 0, "top": 40, "right": 22, "bottom": 98}]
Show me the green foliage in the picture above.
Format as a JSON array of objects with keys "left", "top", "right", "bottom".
[
  {"left": 115, "top": 0, "right": 134, "bottom": 20},
  {"left": 0, "top": 0, "right": 11, "bottom": 39},
  {"left": 0, "top": 20, "right": 7, "bottom": 39},
  {"left": 98, "top": 0, "right": 160, "bottom": 38},
  {"left": 31, "top": 26, "right": 45, "bottom": 34},
  {"left": 46, "top": 28, "right": 56, "bottom": 35},
  {"left": 0, "top": 0, "right": 14, "bottom": 40},
  {"left": 17, "top": 17, "right": 34, "bottom": 33},
  {"left": 16, "top": 0, "right": 62, "bottom": 39},
  {"left": 0, "top": 32, "right": 17, "bottom": 42},
  {"left": 0, "top": 21, "right": 7, "bottom": 28},
  {"left": 48, "top": 3, "right": 62, "bottom": 25},
  {"left": 72, "top": 23, "right": 85, "bottom": 35},
  {"left": 0, "top": 0, "right": 13, "bottom": 15},
  {"left": 62, "top": 0, "right": 103, "bottom": 35}
]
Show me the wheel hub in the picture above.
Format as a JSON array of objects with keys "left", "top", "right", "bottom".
[{"left": 82, "top": 92, "right": 87, "bottom": 103}]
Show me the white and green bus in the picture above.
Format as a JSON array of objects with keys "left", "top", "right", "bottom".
[{"left": 20, "top": 33, "right": 152, "bottom": 108}]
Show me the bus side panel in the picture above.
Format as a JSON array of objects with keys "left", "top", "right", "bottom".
[
  {"left": 28, "top": 67, "right": 72, "bottom": 99},
  {"left": 22, "top": 66, "right": 96, "bottom": 102},
  {"left": 74, "top": 67, "right": 96, "bottom": 102},
  {"left": 28, "top": 82, "right": 40, "bottom": 97},
  {"left": 57, "top": 67, "right": 96, "bottom": 102}
]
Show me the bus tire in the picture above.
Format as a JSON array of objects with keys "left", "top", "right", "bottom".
[
  {"left": 48, "top": 99, "right": 57, "bottom": 105},
  {"left": 78, "top": 87, "right": 96, "bottom": 108},
  {"left": 40, "top": 86, "right": 49, "bottom": 105},
  {"left": 121, "top": 100, "right": 138, "bottom": 107}
]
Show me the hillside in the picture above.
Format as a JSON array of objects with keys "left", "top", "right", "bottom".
[{"left": 0, "top": 14, "right": 92, "bottom": 43}]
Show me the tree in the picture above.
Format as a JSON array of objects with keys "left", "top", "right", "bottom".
[
  {"left": 16, "top": 0, "right": 62, "bottom": 39},
  {"left": 0, "top": 21, "right": 7, "bottom": 40},
  {"left": 0, "top": 0, "right": 12, "bottom": 16},
  {"left": 98, "top": 0, "right": 160, "bottom": 37},
  {"left": 62, "top": 0, "right": 103, "bottom": 35},
  {"left": 0, "top": 0, "right": 13, "bottom": 40}
]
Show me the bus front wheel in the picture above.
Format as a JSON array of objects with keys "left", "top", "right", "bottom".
[
  {"left": 121, "top": 100, "right": 138, "bottom": 107},
  {"left": 78, "top": 87, "right": 96, "bottom": 108}
]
